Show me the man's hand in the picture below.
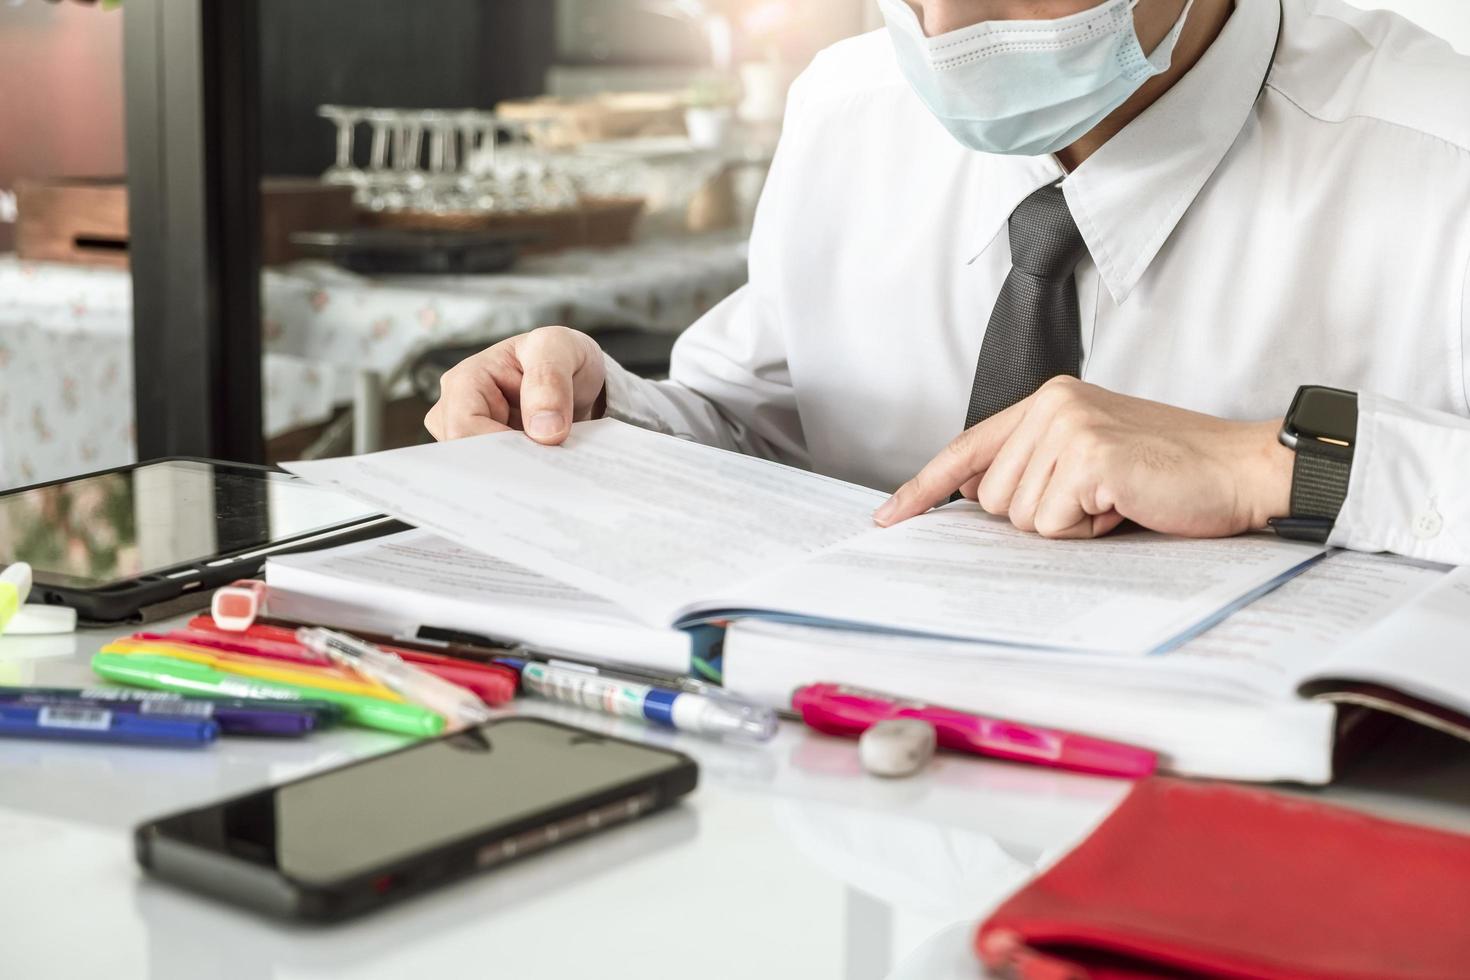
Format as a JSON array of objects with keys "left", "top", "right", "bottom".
[
  {"left": 424, "top": 326, "right": 607, "bottom": 445},
  {"left": 873, "top": 377, "right": 1294, "bottom": 539}
]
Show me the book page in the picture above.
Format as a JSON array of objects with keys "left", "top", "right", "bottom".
[
  {"left": 690, "top": 504, "right": 1326, "bottom": 654},
  {"left": 266, "top": 530, "right": 693, "bottom": 672},
  {"left": 269, "top": 529, "right": 630, "bottom": 620},
  {"left": 1300, "top": 565, "right": 1470, "bottom": 712},
  {"left": 1164, "top": 551, "right": 1448, "bottom": 696},
  {"left": 284, "top": 419, "right": 887, "bottom": 624},
  {"left": 721, "top": 619, "right": 1339, "bottom": 782}
]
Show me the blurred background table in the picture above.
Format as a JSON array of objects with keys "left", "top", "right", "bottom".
[{"left": 0, "top": 229, "right": 747, "bottom": 489}]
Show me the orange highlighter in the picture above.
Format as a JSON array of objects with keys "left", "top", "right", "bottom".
[
  {"left": 101, "top": 638, "right": 404, "bottom": 702},
  {"left": 170, "top": 623, "right": 518, "bottom": 706}
]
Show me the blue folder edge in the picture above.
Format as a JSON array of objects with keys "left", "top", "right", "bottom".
[{"left": 677, "top": 549, "right": 1331, "bottom": 676}]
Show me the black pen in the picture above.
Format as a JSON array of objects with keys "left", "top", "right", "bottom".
[{"left": 412, "top": 625, "right": 718, "bottom": 696}]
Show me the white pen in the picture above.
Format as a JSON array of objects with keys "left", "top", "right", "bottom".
[
  {"left": 519, "top": 661, "right": 778, "bottom": 742},
  {"left": 296, "top": 627, "right": 493, "bottom": 730}
]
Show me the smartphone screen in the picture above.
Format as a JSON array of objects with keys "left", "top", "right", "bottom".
[{"left": 144, "top": 718, "right": 693, "bottom": 887}]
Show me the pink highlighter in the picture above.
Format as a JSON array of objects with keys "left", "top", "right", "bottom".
[{"left": 791, "top": 683, "right": 1157, "bottom": 779}]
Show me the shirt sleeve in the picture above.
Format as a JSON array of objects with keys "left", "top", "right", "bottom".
[
  {"left": 1328, "top": 390, "right": 1470, "bottom": 564},
  {"left": 599, "top": 68, "right": 813, "bottom": 469},
  {"left": 601, "top": 280, "right": 807, "bottom": 467}
]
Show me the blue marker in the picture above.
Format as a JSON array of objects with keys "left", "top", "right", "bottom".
[
  {"left": 0, "top": 703, "right": 218, "bottom": 748},
  {"left": 0, "top": 687, "right": 320, "bottom": 737}
]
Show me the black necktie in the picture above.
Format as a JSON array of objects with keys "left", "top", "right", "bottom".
[{"left": 964, "top": 184, "right": 1089, "bottom": 429}]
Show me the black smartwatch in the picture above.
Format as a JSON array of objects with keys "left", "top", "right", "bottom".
[{"left": 1269, "top": 385, "right": 1358, "bottom": 543}]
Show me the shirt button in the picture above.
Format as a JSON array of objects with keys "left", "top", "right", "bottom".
[{"left": 1412, "top": 508, "right": 1443, "bottom": 540}]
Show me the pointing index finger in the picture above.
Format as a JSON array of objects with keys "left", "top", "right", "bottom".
[{"left": 873, "top": 399, "right": 1028, "bottom": 526}]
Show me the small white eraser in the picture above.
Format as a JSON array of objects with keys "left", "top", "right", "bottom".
[
  {"left": 859, "top": 718, "right": 937, "bottom": 778},
  {"left": 7, "top": 604, "right": 77, "bottom": 635}
]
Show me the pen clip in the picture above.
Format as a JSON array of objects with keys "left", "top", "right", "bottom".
[{"left": 546, "top": 658, "right": 599, "bottom": 675}]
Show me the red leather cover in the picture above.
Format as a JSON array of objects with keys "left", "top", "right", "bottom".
[{"left": 974, "top": 777, "right": 1470, "bottom": 980}]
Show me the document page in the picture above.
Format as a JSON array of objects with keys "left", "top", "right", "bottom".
[
  {"left": 691, "top": 503, "right": 1326, "bottom": 654},
  {"left": 266, "top": 529, "right": 693, "bottom": 671},
  {"left": 1165, "top": 551, "right": 1448, "bottom": 696},
  {"left": 285, "top": 419, "right": 887, "bottom": 624},
  {"left": 269, "top": 529, "right": 631, "bottom": 620},
  {"left": 1300, "top": 564, "right": 1470, "bottom": 711}
]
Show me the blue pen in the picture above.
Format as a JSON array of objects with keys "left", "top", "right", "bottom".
[{"left": 0, "top": 703, "right": 219, "bottom": 748}]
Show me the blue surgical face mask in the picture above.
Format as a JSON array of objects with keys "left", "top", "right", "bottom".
[{"left": 879, "top": 0, "right": 1194, "bottom": 157}]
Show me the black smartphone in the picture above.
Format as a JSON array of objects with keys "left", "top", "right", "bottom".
[{"left": 134, "top": 717, "right": 698, "bottom": 923}]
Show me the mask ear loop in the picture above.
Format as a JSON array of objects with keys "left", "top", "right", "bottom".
[
  {"left": 1127, "top": 0, "right": 1193, "bottom": 18},
  {"left": 1133, "top": 0, "right": 1196, "bottom": 75}
]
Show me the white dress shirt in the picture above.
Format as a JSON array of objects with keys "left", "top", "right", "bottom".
[{"left": 604, "top": 0, "right": 1470, "bottom": 565}]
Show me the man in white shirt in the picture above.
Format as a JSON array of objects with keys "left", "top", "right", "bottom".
[{"left": 425, "top": 0, "right": 1470, "bottom": 566}]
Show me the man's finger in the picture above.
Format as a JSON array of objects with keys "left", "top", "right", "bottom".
[
  {"left": 442, "top": 362, "right": 513, "bottom": 441},
  {"left": 1038, "top": 510, "right": 1124, "bottom": 540},
  {"left": 1031, "top": 466, "right": 1090, "bottom": 538},
  {"left": 1033, "top": 464, "right": 1119, "bottom": 539},
  {"left": 450, "top": 415, "right": 513, "bottom": 438},
  {"left": 873, "top": 398, "right": 1029, "bottom": 526},
  {"left": 516, "top": 334, "right": 582, "bottom": 445},
  {"left": 974, "top": 397, "right": 1059, "bottom": 518},
  {"left": 1005, "top": 454, "right": 1056, "bottom": 533}
]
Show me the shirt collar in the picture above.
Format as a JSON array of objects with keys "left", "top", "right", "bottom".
[
  {"left": 964, "top": 0, "right": 1282, "bottom": 306},
  {"left": 964, "top": 157, "right": 1065, "bottom": 267},
  {"left": 1066, "top": 0, "right": 1281, "bottom": 305}
]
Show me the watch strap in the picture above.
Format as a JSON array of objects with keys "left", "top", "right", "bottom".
[
  {"left": 1290, "top": 446, "right": 1352, "bottom": 521},
  {"left": 1268, "top": 515, "right": 1336, "bottom": 542}
]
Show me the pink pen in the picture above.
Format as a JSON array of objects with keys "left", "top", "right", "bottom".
[{"left": 791, "top": 683, "right": 1157, "bottom": 779}]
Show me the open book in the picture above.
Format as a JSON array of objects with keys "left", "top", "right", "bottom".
[
  {"left": 722, "top": 555, "right": 1468, "bottom": 784},
  {"left": 265, "top": 529, "right": 697, "bottom": 674},
  {"left": 283, "top": 419, "right": 1324, "bottom": 660}
]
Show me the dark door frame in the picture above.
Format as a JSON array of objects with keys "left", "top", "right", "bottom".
[{"left": 124, "top": 0, "right": 264, "bottom": 464}]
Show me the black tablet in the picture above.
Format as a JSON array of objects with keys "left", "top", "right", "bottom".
[{"left": 0, "top": 458, "right": 396, "bottom": 624}]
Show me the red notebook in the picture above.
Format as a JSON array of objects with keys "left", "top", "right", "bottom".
[{"left": 974, "top": 778, "right": 1470, "bottom": 980}]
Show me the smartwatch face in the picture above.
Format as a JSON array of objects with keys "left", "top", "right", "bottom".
[{"left": 1289, "top": 387, "right": 1358, "bottom": 444}]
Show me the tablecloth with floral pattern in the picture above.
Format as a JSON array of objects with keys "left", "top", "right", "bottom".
[{"left": 0, "top": 231, "right": 748, "bottom": 489}]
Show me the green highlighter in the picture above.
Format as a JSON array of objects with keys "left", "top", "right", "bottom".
[{"left": 90, "top": 653, "right": 445, "bottom": 738}]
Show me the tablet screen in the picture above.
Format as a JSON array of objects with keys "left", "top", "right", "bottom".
[{"left": 0, "top": 460, "right": 379, "bottom": 589}]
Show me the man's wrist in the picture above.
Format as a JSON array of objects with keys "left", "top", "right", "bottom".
[{"left": 1246, "top": 418, "right": 1294, "bottom": 529}]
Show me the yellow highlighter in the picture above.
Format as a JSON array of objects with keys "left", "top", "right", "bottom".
[
  {"left": 0, "top": 563, "right": 24, "bottom": 634},
  {"left": 101, "top": 639, "right": 404, "bottom": 702}
]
